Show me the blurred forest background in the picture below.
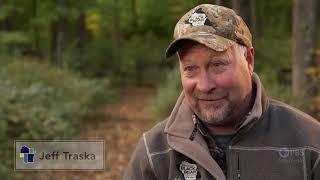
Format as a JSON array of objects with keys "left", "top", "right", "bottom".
[{"left": 0, "top": 0, "right": 320, "bottom": 179}]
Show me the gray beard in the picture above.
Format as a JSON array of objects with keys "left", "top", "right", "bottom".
[{"left": 194, "top": 100, "right": 235, "bottom": 125}]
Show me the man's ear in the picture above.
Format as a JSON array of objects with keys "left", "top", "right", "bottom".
[{"left": 246, "top": 47, "right": 255, "bottom": 74}]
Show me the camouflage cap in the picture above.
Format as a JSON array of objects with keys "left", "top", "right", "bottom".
[{"left": 165, "top": 4, "right": 252, "bottom": 58}]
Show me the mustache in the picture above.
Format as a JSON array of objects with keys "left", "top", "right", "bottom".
[{"left": 193, "top": 90, "right": 228, "bottom": 100}]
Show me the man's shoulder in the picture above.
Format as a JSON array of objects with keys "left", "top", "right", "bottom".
[
  {"left": 143, "top": 118, "right": 171, "bottom": 154},
  {"left": 267, "top": 98, "right": 320, "bottom": 134},
  {"left": 145, "top": 117, "right": 168, "bottom": 136},
  {"left": 256, "top": 98, "right": 320, "bottom": 149},
  {"left": 268, "top": 99, "right": 318, "bottom": 123}
]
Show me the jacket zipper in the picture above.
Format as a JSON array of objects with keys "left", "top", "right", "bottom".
[
  {"left": 236, "top": 151, "right": 241, "bottom": 180},
  {"left": 189, "top": 114, "right": 198, "bottom": 140}
]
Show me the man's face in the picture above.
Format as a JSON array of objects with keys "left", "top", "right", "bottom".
[{"left": 179, "top": 42, "right": 254, "bottom": 126}]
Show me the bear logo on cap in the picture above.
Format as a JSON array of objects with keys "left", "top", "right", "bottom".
[{"left": 188, "top": 13, "right": 207, "bottom": 26}]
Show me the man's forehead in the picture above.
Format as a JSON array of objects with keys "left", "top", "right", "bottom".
[{"left": 178, "top": 41, "right": 230, "bottom": 58}]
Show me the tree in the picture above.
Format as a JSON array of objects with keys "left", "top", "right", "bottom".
[
  {"left": 232, "top": 0, "right": 250, "bottom": 25},
  {"left": 54, "top": 0, "right": 66, "bottom": 64},
  {"left": 31, "top": 0, "right": 39, "bottom": 53},
  {"left": 213, "top": 0, "right": 223, "bottom": 5},
  {"left": 76, "top": 11, "right": 87, "bottom": 57},
  {"left": 249, "top": 0, "right": 257, "bottom": 36},
  {"left": 232, "top": 0, "right": 256, "bottom": 35},
  {"left": 112, "top": 0, "right": 121, "bottom": 64},
  {"left": 292, "top": 0, "right": 317, "bottom": 97},
  {"left": 131, "top": 0, "right": 137, "bottom": 27}
]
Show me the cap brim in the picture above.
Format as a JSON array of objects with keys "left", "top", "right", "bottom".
[{"left": 165, "top": 32, "right": 235, "bottom": 58}]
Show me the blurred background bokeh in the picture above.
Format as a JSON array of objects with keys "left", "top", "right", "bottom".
[{"left": 0, "top": 0, "right": 319, "bottom": 179}]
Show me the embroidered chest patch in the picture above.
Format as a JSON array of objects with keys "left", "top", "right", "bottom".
[{"left": 179, "top": 161, "right": 198, "bottom": 180}]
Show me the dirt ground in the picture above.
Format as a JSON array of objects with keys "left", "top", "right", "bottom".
[{"left": 22, "top": 87, "right": 156, "bottom": 180}]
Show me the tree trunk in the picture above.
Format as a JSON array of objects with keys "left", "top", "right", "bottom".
[
  {"left": 232, "top": 0, "right": 251, "bottom": 28},
  {"left": 50, "top": 21, "right": 57, "bottom": 62},
  {"left": 112, "top": 0, "right": 121, "bottom": 45},
  {"left": 112, "top": 0, "right": 121, "bottom": 68},
  {"left": 3, "top": 15, "right": 16, "bottom": 32},
  {"left": 0, "top": 0, "right": 6, "bottom": 30},
  {"left": 76, "top": 12, "right": 87, "bottom": 55},
  {"left": 249, "top": 0, "right": 257, "bottom": 37},
  {"left": 51, "top": 0, "right": 66, "bottom": 64},
  {"left": 56, "top": 19, "right": 65, "bottom": 64},
  {"left": 32, "top": 0, "right": 41, "bottom": 58},
  {"left": 213, "top": 0, "right": 223, "bottom": 5},
  {"left": 131, "top": 0, "right": 137, "bottom": 26},
  {"left": 0, "top": 0, "right": 16, "bottom": 31},
  {"left": 0, "top": 0, "right": 18, "bottom": 54},
  {"left": 292, "top": 0, "right": 317, "bottom": 97}
]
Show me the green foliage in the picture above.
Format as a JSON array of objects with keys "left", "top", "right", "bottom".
[
  {"left": 257, "top": 0, "right": 292, "bottom": 37},
  {"left": 115, "top": 33, "right": 170, "bottom": 86},
  {"left": 254, "top": 37, "right": 292, "bottom": 87},
  {"left": 0, "top": 31, "right": 30, "bottom": 45},
  {"left": 307, "top": 50, "right": 320, "bottom": 120},
  {"left": 258, "top": 67, "right": 316, "bottom": 118},
  {"left": 0, "top": 58, "right": 115, "bottom": 179},
  {"left": 258, "top": 69, "right": 298, "bottom": 105},
  {"left": 152, "top": 65, "right": 182, "bottom": 120},
  {"left": 68, "top": 32, "right": 171, "bottom": 86},
  {"left": 139, "top": 0, "right": 170, "bottom": 36}
]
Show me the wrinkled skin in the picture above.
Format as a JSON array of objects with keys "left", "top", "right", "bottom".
[{"left": 178, "top": 42, "right": 254, "bottom": 133}]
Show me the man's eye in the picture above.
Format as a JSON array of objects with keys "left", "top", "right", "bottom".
[
  {"left": 210, "top": 62, "right": 224, "bottom": 67},
  {"left": 208, "top": 61, "right": 228, "bottom": 73},
  {"left": 209, "top": 61, "right": 228, "bottom": 69},
  {"left": 184, "top": 66, "right": 196, "bottom": 72}
]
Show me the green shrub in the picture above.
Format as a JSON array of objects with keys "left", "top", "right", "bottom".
[
  {"left": 0, "top": 59, "right": 115, "bottom": 179},
  {"left": 115, "top": 33, "right": 170, "bottom": 86},
  {"left": 254, "top": 37, "right": 291, "bottom": 74},
  {"left": 152, "top": 65, "right": 182, "bottom": 120},
  {"left": 253, "top": 37, "right": 312, "bottom": 110},
  {"left": 66, "top": 32, "right": 172, "bottom": 86}
]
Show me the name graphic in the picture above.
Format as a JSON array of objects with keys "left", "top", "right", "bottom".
[
  {"left": 15, "top": 140, "right": 104, "bottom": 170},
  {"left": 39, "top": 151, "right": 96, "bottom": 160}
]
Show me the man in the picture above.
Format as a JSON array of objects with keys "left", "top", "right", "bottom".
[{"left": 124, "top": 4, "right": 320, "bottom": 180}]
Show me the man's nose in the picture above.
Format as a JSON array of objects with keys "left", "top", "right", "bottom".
[{"left": 196, "top": 71, "right": 216, "bottom": 93}]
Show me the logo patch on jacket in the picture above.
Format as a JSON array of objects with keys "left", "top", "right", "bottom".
[
  {"left": 278, "top": 148, "right": 290, "bottom": 158},
  {"left": 179, "top": 161, "right": 198, "bottom": 180}
]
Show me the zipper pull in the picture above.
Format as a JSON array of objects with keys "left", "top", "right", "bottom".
[
  {"left": 189, "top": 114, "right": 198, "bottom": 141},
  {"left": 236, "top": 151, "right": 241, "bottom": 180},
  {"left": 237, "top": 172, "right": 241, "bottom": 180}
]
